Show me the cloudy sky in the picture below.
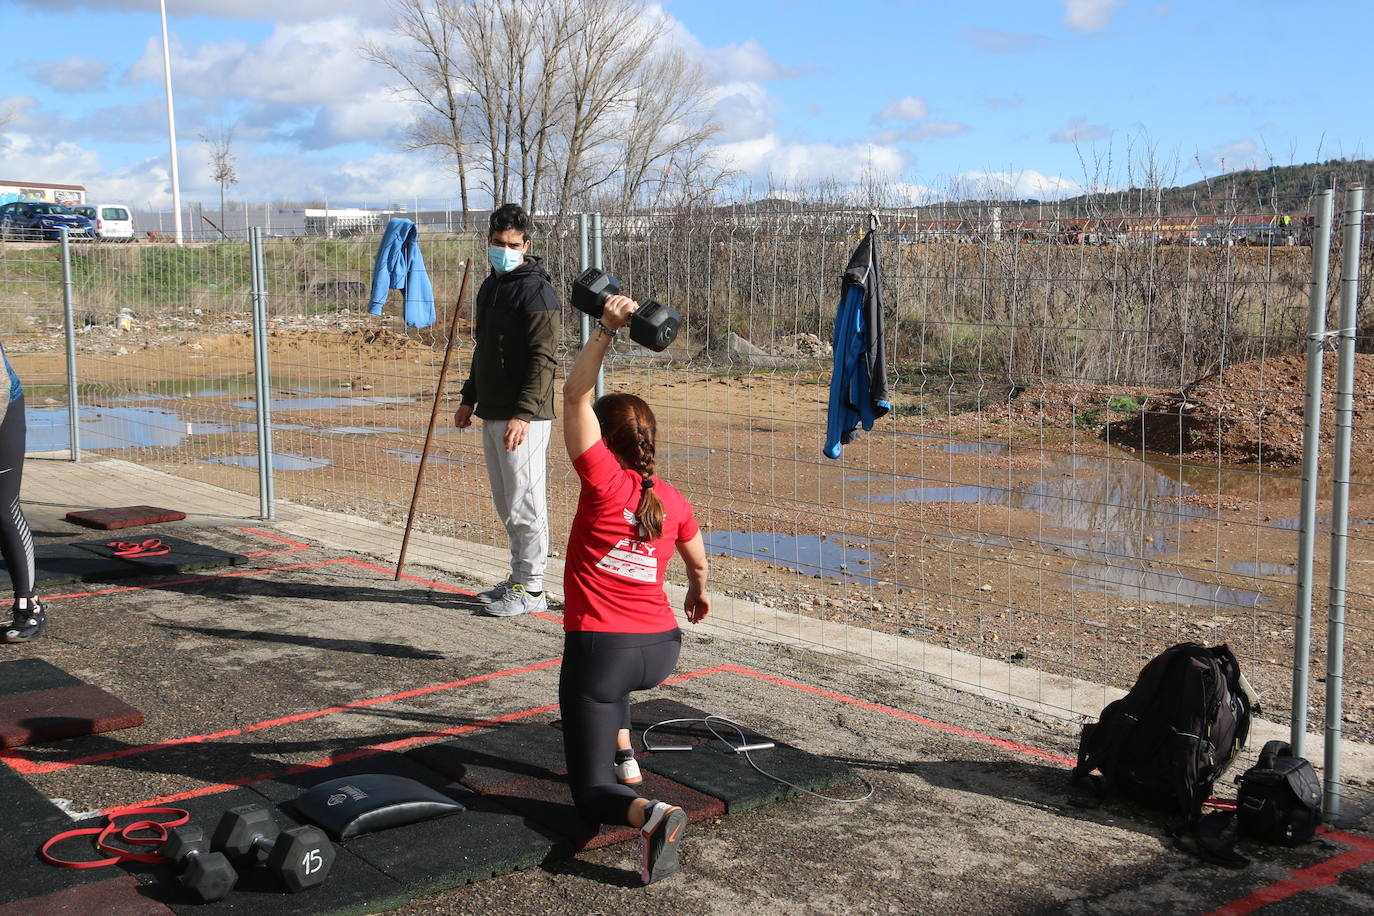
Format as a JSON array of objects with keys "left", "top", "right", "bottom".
[{"left": 1, "top": 0, "right": 1367, "bottom": 208}]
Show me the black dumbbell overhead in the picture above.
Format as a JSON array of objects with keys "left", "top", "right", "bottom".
[
  {"left": 211, "top": 804, "right": 336, "bottom": 893},
  {"left": 571, "top": 268, "right": 680, "bottom": 352},
  {"left": 162, "top": 824, "right": 238, "bottom": 903}
]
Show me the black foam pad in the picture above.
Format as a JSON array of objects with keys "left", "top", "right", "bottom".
[
  {"left": 406, "top": 722, "right": 567, "bottom": 793},
  {"left": 74, "top": 535, "right": 246, "bottom": 576},
  {"left": 640, "top": 740, "right": 857, "bottom": 814},
  {"left": 294, "top": 774, "right": 464, "bottom": 840}
]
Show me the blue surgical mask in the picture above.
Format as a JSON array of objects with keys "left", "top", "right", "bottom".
[{"left": 488, "top": 245, "right": 524, "bottom": 274}]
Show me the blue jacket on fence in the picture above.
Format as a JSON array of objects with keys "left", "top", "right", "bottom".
[
  {"left": 368, "top": 218, "right": 436, "bottom": 328},
  {"left": 824, "top": 230, "right": 891, "bottom": 458}
]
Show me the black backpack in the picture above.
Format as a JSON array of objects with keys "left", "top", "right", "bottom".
[
  {"left": 1073, "top": 643, "right": 1256, "bottom": 825},
  {"left": 1235, "top": 740, "right": 1321, "bottom": 845}
]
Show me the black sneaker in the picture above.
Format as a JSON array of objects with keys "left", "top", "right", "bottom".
[
  {"left": 5, "top": 598, "right": 47, "bottom": 643},
  {"left": 639, "top": 800, "right": 686, "bottom": 885}
]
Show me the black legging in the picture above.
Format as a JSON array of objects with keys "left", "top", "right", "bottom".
[
  {"left": 0, "top": 396, "right": 33, "bottom": 599},
  {"left": 560, "top": 628, "right": 682, "bottom": 825}
]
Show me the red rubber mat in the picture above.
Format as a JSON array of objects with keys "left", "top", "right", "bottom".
[
  {"left": 65, "top": 506, "right": 187, "bottom": 530},
  {"left": 490, "top": 769, "right": 723, "bottom": 851},
  {"left": 0, "top": 877, "right": 173, "bottom": 915},
  {"left": 0, "top": 684, "right": 144, "bottom": 749}
]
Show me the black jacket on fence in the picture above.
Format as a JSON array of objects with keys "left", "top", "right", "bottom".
[
  {"left": 459, "top": 255, "right": 561, "bottom": 422},
  {"left": 824, "top": 230, "right": 891, "bottom": 457}
]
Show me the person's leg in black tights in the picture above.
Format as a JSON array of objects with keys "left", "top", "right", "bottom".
[
  {"left": 0, "top": 396, "right": 43, "bottom": 643},
  {"left": 560, "top": 629, "right": 681, "bottom": 826}
]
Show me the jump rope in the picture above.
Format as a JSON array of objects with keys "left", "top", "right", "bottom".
[{"left": 641, "top": 714, "right": 874, "bottom": 803}]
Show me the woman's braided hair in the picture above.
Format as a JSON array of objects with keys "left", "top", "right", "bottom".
[{"left": 592, "top": 393, "right": 665, "bottom": 540}]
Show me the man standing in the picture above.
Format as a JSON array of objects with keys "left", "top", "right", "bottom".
[{"left": 455, "top": 204, "right": 560, "bottom": 617}]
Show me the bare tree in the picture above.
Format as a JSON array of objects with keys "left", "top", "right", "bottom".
[
  {"left": 199, "top": 125, "right": 238, "bottom": 238},
  {"left": 372, "top": 0, "right": 722, "bottom": 221},
  {"left": 363, "top": 0, "right": 473, "bottom": 228}
]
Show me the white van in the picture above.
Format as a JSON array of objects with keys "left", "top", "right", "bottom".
[{"left": 73, "top": 203, "right": 135, "bottom": 241}]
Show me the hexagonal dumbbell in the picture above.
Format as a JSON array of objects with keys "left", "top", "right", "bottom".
[
  {"left": 210, "top": 804, "right": 335, "bottom": 893},
  {"left": 162, "top": 824, "right": 238, "bottom": 903}
]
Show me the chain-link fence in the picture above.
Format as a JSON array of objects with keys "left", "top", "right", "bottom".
[{"left": 1, "top": 189, "right": 1369, "bottom": 816}]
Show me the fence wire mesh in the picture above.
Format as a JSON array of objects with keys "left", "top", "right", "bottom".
[{"left": 1, "top": 194, "right": 1370, "bottom": 810}]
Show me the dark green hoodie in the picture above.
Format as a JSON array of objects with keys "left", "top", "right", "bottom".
[{"left": 459, "top": 255, "right": 561, "bottom": 421}]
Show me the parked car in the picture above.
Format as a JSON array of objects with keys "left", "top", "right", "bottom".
[
  {"left": 73, "top": 203, "right": 135, "bottom": 241},
  {"left": 0, "top": 201, "right": 95, "bottom": 241}
]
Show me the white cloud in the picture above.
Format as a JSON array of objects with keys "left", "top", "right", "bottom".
[
  {"left": 1050, "top": 117, "right": 1111, "bottom": 143},
  {"left": 874, "top": 96, "right": 929, "bottom": 124},
  {"left": 1210, "top": 137, "right": 1260, "bottom": 171},
  {"left": 124, "top": 19, "right": 392, "bottom": 108},
  {"left": 0, "top": 131, "right": 104, "bottom": 187},
  {"left": 714, "top": 133, "right": 906, "bottom": 186},
  {"left": 25, "top": 56, "right": 112, "bottom": 94},
  {"left": 1059, "top": 0, "right": 1126, "bottom": 32},
  {"left": 709, "top": 82, "right": 779, "bottom": 144},
  {"left": 700, "top": 39, "right": 806, "bottom": 83},
  {"left": 953, "top": 170, "right": 1087, "bottom": 200}
]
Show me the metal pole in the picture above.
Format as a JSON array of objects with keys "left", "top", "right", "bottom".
[
  {"left": 1324, "top": 186, "right": 1364, "bottom": 820},
  {"left": 158, "top": 0, "right": 183, "bottom": 247},
  {"left": 1292, "top": 189, "right": 1334, "bottom": 756},
  {"left": 258, "top": 229, "right": 275, "bottom": 513},
  {"left": 579, "top": 214, "right": 590, "bottom": 348},
  {"left": 249, "top": 228, "right": 275, "bottom": 519},
  {"left": 591, "top": 212, "right": 604, "bottom": 399},
  {"left": 59, "top": 228, "right": 80, "bottom": 462}
]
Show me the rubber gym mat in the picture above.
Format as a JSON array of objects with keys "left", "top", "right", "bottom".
[
  {"left": 626, "top": 698, "right": 772, "bottom": 753},
  {"left": 0, "top": 876, "right": 174, "bottom": 915},
  {"left": 0, "top": 771, "right": 114, "bottom": 905},
  {"left": 406, "top": 722, "right": 568, "bottom": 793},
  {"left": 66, "top": 506, "right": 188, "bottom": 530},
  {"left": 0, "top": 683, "right": 144, "bottom": 749},
  {"left": 488, "top": 769, "right": 723, "bottom": 852},
  {"left": 74, "top": 535, "right": 247, "bottom": 575},
  {"left": 0, "top": 658, "right": 84, "bottom": 698},
  {"left": 341, "top": 794, "right": 565, "bottom": 894},
  {"left": 639, "top": 737, "right": 858, "bottom": 814},
  {"left": 34, "top": 541, "right": 141, "bottom": 584},
  {"left": 121, "top": 786, "right": 400, "bottom": 916}
]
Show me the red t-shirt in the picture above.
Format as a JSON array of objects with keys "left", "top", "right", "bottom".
[{"left": 563, "top": 440, "right": 699, "bottom": 633}]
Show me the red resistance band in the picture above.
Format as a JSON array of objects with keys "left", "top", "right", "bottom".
[
  {"left": 107, "top": 538, "right": 171, "bottom": 558},
  {"left": 41, "top": 807, "right": 190, "bottom": 869}
]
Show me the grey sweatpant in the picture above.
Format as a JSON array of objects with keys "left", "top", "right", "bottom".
[{"left": 481, "top": 418, "right": 551, "bottom": 592}]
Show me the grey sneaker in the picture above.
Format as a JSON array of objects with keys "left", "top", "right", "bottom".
[
  {"left": 476, "top": 577, "right": 514, "bottom": 604},
  {"left": 481, "top": 583, "right": 547, "bottom": 618},
  {"left": 640, "top": 801, "right": 686, "bottom": 885}
]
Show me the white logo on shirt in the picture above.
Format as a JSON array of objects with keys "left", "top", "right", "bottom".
[
  {"left": 595, "top": 537, "right": 657, "bottom": 582},
  {"left": 623, "top": 508, "right": 638, "bottom": 526}
]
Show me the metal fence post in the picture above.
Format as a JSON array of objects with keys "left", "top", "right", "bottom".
[
  {"left": 591, "top": 212, "right": 604, "bottom": 399},
  {"left": 59, "top": 228, "right": 80, "bottom": 462},
  {"left": 1292, "top": 189, "right": 1334, "bottom": 756},
  {"left": 249, "top": 227, "right": 275, "bottom": 519},
  {"left": 1324, "top": 186, "right": 1364, "bottom": 820},
  {"left": 579, "top": 214, "right": 590, "bottom": 349}
]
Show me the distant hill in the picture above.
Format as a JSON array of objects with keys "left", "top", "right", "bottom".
[{"left": 1057, "top": 159, "right": 1374, "bottom": 215}]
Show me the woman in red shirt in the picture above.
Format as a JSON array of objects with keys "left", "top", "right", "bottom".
[{"left": 560, "top": 294, "right": 710, "bottom": 885}]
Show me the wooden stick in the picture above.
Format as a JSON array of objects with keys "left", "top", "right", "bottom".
[{"left": 396, "top": 258, "right": 474, "bottom": 580}]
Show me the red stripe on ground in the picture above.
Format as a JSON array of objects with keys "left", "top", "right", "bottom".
[
  {"left": 3, "top": 657, "right": 562, "bottom": 776},
  {"left": 107, "top": 702, "right": 562, "bottom": 812},
  {"left": 235, "top": 526, "right": 312, "bottom": 556},
  {"left": 718, "top": 664, "right": 1078, "bottom": 766},
  {"left": 339, "top": 556, "right": 474, "bottom": 595},
  {"left": 1204, "top": 829, "right": 1374, "bottom": 916}
]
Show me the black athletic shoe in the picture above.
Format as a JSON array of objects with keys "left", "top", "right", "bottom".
[
  {"left": 639, "top": 800, "right": 686, "bottom": 885},
  {"left": 5, "top": 598, "right": 47, "bottom": 643}
]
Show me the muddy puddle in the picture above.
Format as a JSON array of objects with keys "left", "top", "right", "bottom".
[
  {"left": 704, "top": 531, "right": 883, "bottom": 584},
  {"left": 26, "top": 405, "right": 253, "bottom": 450},
  {"left": 205, "top": 454, "right": 332, "bottom": 471}
]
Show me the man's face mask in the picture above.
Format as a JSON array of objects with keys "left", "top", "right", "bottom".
[{"left": 488, "top": 243, "right": 525, "bottom": 274}]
